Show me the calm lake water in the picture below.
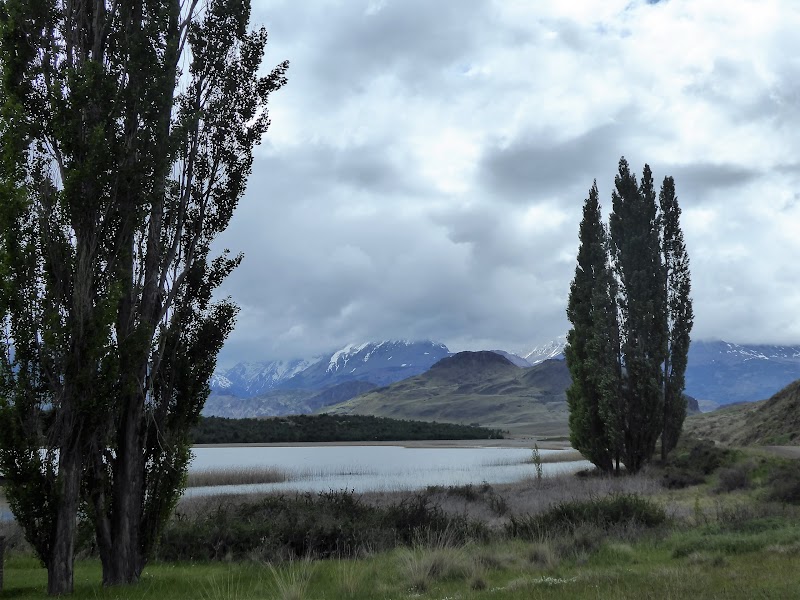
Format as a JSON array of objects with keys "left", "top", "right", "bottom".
[
  {"left": 185, "top": 445, "right": 591, "bottom": 497},
  {"left": 0, "top": 446, "right": 591, "bottom": 521}
]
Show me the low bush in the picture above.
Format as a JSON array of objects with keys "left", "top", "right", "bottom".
[
  {"left": 505, "top": 494, "right": 666, "bottom": 541},
  {"left": 159, "top": 490, "right": 485, "bottom": 562},
  {"left": 715, "top": 465, "right": 750, "bottom": 493},
  {"left": 660, "top": 438, "right": 736, "bottom": 489},
  {"left": 528, "top": 541, "right": 560, "bottom": 569},
  {"left": 425, "top": 482, "right": 509, "bottom": 516},
  {"left": 767, "top": 463, "right": 800, "bottom": 505}
]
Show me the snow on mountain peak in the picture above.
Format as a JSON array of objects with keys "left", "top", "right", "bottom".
[
  {"left": 327, "top": 342, "right": 371, "bottom": 373},
  {"left": 209, "top": 373, "right": 233, "bottom": 389},
  {"left": 524, "top": 335, "right": 567, "bottom": 365}
]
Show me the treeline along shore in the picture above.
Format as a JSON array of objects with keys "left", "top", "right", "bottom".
[{"left": 190, "top": 414, "right": 505, "bottom": 445}]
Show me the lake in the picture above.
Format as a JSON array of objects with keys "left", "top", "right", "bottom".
[
  {"left": 185, "top": 445, "right": 591, "bottom": 497},
  {"left": 0, "top": 445, "right": 591, "bottom": 521}
]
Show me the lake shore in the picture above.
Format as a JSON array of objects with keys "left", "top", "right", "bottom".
[{"left": 193, "top": 435, "right": 571, "bottom": 450}]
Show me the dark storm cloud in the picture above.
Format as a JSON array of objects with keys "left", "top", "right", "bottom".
[
  {"left": 478, "top": 123, "right": 630, "bottom": 202},
  {"left": 663, "top": 163, "right": 762, "bottom": 199},
  {"left": 253, "top": 0, "right": 501, "bottom": 100}
]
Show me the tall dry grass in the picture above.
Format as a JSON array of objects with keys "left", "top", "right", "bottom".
[
  {"left": 359, "top": 469, "right": 661, "bottom": 530},
  {"left": 486, "top": 449, "right": 585, "bottom": 467},
  {"left": 266, "top": 558, "right": 316, "bottom": 600},
  {"left": 186, "top": 466, "right": 290, "bottom": 488}
]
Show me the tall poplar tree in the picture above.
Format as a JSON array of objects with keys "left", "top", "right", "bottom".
[
  {"left": 608, "top": 160, "right": 668, "bottom": 473},
  {"left": 565, "top": 182, "right": 621, "bottom": 473},
  {"left": 659, "top": 176, "right": 693, "bottom": 458},
  {"left": 0, "top": 0, "right": 288, "bottom": 593}
]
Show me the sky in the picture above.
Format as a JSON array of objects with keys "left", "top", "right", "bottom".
[{"left": 212, "top": 0, "right": 800, "bottom": 366}]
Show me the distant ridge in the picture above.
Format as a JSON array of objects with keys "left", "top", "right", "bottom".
[
  {"left": 685, "top": 340, "right": 800, "bottom": 406},
  {"left": 326, "top": 353, "right": 571, "bottom": 436},
  {"left": 210, "top": 340, "right": 450, "bottom": 398},
  {"left": 685, "top": 378, "right": 800, "bottom": 446},
  {"left": 207, "top": 337, "right": 800, "bottom": 420}
]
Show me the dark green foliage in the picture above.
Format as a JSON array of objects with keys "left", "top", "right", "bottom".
[
  {"left": 506, "top": 494, "right": 666, "bottom": 540},
  {"left": 566, "top": 158, "right": 692, "bottom": 475},
  {"left": 0, "top": 0, "right": 287, "bottom": 591},
  {"left": 565, "top": 182, "right": 620, "bottom": 473},
  {"left": 610, "top": 160, "right": 668, "bottom": 473},
  {"left": 715, "top": 466, "right": 751, "bottom": 493},
  {"left": 660, "top": 176, "right": 694, "bottom": 458},
  {"left": 659, "top": 437, "right": 736, "bottom": 489},
  {"left": 425, "top": 482, "right": 509, "bottom": 516},
  {"left": 191, "top": 414, "right": 503, "bottom": 444},
  {"left": 159, "top": 490, "right": 483, "bottom": 562}
]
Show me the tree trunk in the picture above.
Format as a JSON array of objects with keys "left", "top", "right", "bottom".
[
  {"left": 661, "top": 386, "right": 671, "bottom": 462},
  {"left": 99, "top": 388, "right": 146, "bottom": 587},
  {"left": 46, "top": 445, "right": 82, "bottom": 596}
]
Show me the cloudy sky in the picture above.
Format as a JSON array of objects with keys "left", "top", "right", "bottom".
[{"left": 212, "top": 0, "right": 800, "bottom": 365}]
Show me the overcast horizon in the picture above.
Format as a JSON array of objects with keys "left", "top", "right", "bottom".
[{"left": 211, "top": 0, "right": 800, "bottom": 366}]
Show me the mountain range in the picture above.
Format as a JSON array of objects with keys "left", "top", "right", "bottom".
[
  {"left": 326, "top": 352, "right": 573, "bottom": 436},
  {"left": 206, "top": 341, "right": 451, "bottom": 418},
  {"left": 205, "top": 337, "right": 800, "bottom": 420},
  {"left": 685, "top": 340, "right": 800, "bottom": 408}
]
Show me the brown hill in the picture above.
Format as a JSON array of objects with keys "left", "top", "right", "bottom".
[
  {"left": 324, "top": 352, "right": 571, "bottom": 436},
  {"left": 684, "top": 379, "right": 800, "bottom": 446}
]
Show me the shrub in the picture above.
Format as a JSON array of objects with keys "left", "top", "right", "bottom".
[
  {"left": 399, "top": 546, "right": 471, "bottom": 591},
  {"left": 660, "top": 438, "right": 736, "bottom": 489},
  {"left": 767, "top": 464, "right": 800, "bottom": 505},
  {"left": 528, "top": 541, "right": 560, "bottom": 569},
  {"left": 158, "top": 490, "right": 485, "bottom": 562},
  {"left": 661, "top": 468, "right": 706, "bottom": 490},
  {"left": 505, "top": 494, "right": 666, "bottom": 541},
  {"left": 715, "top": 465, "right": 750, "bottom": 493}
]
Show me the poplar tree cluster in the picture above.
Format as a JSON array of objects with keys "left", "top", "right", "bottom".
[
  {"left": 565, "top": 157, "right": 693, "bottom": 474},
  {"left": 0, "top": 0, "right": 287, "bottom": 594}
]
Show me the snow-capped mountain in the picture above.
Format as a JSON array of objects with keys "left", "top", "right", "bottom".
[
  {"left": 209, "top": 373, "right": 233, "bottom": 391},
  {"left": 280, "top": 340, "right": 451, "bottom": 390},
  {"left": 211, "top": 358, "right": 315, "bottom": 397},
  {"left": 686, "top": 340, "right": 800, "bottom": 406},
  {"left": 210, "top": 334, "right": 800, "bottom": 414},
  {"left": 211, "top": 340, "right": 451, "bottom": 397},
  {"left": 523, "top": 336, "right": 800, "bottom": 407},
  {"left": 524, "top": 336, "right": 566, "bottom": 365}
]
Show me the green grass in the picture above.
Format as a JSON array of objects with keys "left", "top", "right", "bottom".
[{"left": 6, "top": 529, "right": 800, "bottom": 599}]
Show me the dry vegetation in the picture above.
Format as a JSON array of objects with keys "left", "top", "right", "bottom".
[
  {"left": 185, "top": 467, "right": 290, "bottom": 488},
  {"left": 685, "top": 379, "right": 800, "bottom": 446}
]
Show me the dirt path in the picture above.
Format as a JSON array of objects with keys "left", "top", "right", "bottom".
[{"left": 761, "top": 446, "right": 800, "bottom": 459}]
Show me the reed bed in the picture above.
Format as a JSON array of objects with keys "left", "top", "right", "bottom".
[
  {"left": 185, "top": 464, "right": 387, "bottom": 489},
  {"left": 485, "top": 449, "right": 585, "bottom": 467},
  {"left": 186, "top": 466, "right": 291, "bottom": 488}
]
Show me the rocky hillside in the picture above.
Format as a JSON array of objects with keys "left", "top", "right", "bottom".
[
  {"left": 325, "top": 352, "right": 572, "bottom": 436},
  {"left": 684, "top": 379, "right": 800, "bottom": 446},
  {"left": 203, "top": 380, "right": 378, "bottom": 419}
]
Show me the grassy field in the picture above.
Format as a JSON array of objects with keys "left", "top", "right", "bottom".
[
  {"left": 5, "top": 529, "right": 800, "bottom": 599},
  {"left": 2, "top": 438, "right": 799, "bottom": 599}
]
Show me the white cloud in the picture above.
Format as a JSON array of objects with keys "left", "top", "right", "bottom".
[{"left": 213, "top": 0, "right": 800, "bottom": 363}]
